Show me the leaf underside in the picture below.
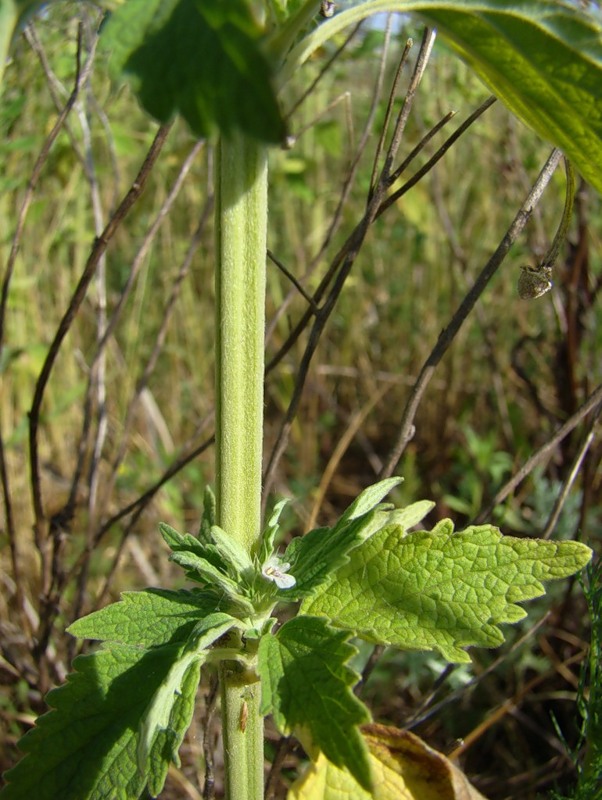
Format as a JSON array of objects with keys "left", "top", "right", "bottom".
[
  {"left": 290, "top": 0, "right": 602, "bottom": 193},
  {"left": 101, "top": 0, "right": 286, "bottom": 143},
  {"left": 302, "top": 521, "right": 592, "bottom": 663}
]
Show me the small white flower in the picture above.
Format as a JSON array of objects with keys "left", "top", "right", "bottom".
[{"left": 262, "top": 555, "right": 296, "bottom": 590}]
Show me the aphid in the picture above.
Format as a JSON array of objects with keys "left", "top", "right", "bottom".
[{"left": 517, "top": 264, "right": 553, "bottom": 299}]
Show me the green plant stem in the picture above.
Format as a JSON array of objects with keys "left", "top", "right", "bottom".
[
  {"left": 220, "top": 662, "right": 264, "bottom": 800},
  {"left": 215, "top": 133, "right": 268, "bottom": 799},
  {"left": 0, "top": 0, "right": 18, "bottom": 90},
  {"left": 215, "top": 133, "right": 267, "bottom": 556},
  {"left": 541, "top": 156, "right": 575, "bottom": 268}
]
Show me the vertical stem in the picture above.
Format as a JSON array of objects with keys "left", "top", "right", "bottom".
[
  {"left": 220, "top": 662, "right": 264, "bottom": 800},
  {"left": 0, "top": 1, "right": 18, "bottom": 90},
  {"left": 215, "top": 133, "right": 267, "bottom": 798},
  {"left": 215, "top": 133, "right": 267, "bottom": 555}
]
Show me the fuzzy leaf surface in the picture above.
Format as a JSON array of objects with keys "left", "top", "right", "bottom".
[
  {"left": 210, "top": 524, "right": 254, "bottom": 575},
  {"left": 67, "top": 588, "right": 221, "bottom": 646},
  {"left": 284, "top": 478, "right": 402, "bottom": 597},
  {"left": 255, "top": 498, "right": 289, "bottom": 566},
  {"left": 160, "top": 522, "right": 226, "bottom": 569},
  {"left": 302, "top": 521, "right": 592, "bottom": 662},
  {"left": 138, "top": 613, "right": 236, "bottom": 782},
  {"left": 0, "top": 642, "right": 190, "bottom": 800},
  {"left": 101, "top": 0, "right": 286, "bottom": 143},
  {"left": 258, "top": 616, "right": 371, "bottom": 789}
]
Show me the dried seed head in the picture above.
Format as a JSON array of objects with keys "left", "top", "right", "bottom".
[{"left": 517, "top": 264, "right": 553, "bottom": 299}]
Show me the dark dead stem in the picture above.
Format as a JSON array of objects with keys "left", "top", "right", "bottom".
[
  {"left": 380, "top": 148, "right": 565, "bottom": 478},
  {"left": 30, "top": 123, "right": 172, "bottom": 658}
]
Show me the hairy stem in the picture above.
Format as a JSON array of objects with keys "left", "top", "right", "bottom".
[
  {"left": 215, "top": 133, "right": 268, "bottom": 798},
  {"left": 215, "top": 134, "right": 267, "bottom": 555}
]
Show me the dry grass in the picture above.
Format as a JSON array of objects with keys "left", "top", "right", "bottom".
[{"left": 0, "top": 5, "right": 600, "bottom": 799}]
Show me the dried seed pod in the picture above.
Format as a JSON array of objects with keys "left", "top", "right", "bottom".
[{"left": 517, "top": 264, "right": 553, "bottom": 299}]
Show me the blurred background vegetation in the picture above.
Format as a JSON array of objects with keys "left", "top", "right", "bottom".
[{"left": 0, "top": 3, "right": 600, "bottom": 799}]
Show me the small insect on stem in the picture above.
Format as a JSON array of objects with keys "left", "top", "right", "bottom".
[{"left": 239, "top": 700, "right": 248, "bottom": 733}]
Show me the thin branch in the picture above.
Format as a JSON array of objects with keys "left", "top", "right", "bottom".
[
  {"left": 63, "top": 432, "right": 215, "bottom": 597},
  {"left": 285, "top": 22, "right": 363, "bottom": 122},
  {"left": 540, "top": 423, "right": 596, "bottom": 540},
  {"left": 86, "top": 144, "right": 207, "bottom": 506},
  {"left": 474, "top": 383, "right": 602, "bottom": 524},
  {"left": 265, "top": 21, "right": 398, "bottom": 349},
  {"left": 0, "top": 23, "right": 89, "bottom": 632},
  {"left": 376, "top": 95, "right": 497, "bottom": 218},
  {"left": 28, "top": 123, "right": 172, "bottom": 593},
  {"left": 380, "top": 148, "right": 565, "bottom": 478},
  {"left": 267, "top": 249, "right": 319, "bottom": 312},
  {"left": 367, "top": 18, "right": 411, "bottom": 196},
  {"left": 405, "top": 613, "right": 552, "bottom": 728},
  {"left": 374, "top": 26, "right": 437, "bottom": 198}
]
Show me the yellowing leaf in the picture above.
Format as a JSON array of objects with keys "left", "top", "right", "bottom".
[{"left": 289, "top": 724, "right": 489, "bottom": 800}]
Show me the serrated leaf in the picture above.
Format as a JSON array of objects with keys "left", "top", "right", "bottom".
[
  {"left": 67, "top": 588, "right": 221, "bottom": 647},
  {"left": 258, "top": 616, "right": 372, "bottom": 790},
  {"left": 302, "top": 522, "right": 592, "bottom": 663},
  {"left": 159, "top": 522, "right": 211, "bottom": 566},
  {"left": 284, "top": 478, "right": 403, "bottom": 597},
  {"left": 101, "top": 0, "right": 287, "bottom": 143},
  {"left": 138, "top": 612, "right": 235, "bottom": 776},
  {"left": 289, "top": 724, "right": 488, "bottom": 800},
  {"left": 0, "top": 642, "right": 187, "bottom": 800}
]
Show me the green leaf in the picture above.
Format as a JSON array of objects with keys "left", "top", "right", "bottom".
[
  {"left": 389, "top": 499, "right": 434, "bottom": 530},
  {"left": 337, "top": 477, "right": 402, "bottom": 524},
  {"left": 284, "top": 478, "right": 403, "bottom": 597},
  {"left": 168, "top": 550, "right": 255, "bottom": 611},
  {"left": 255, "top": 497, "right": 289, "bottom": 565},
  {"left": 159, "top": 521, "right": 224, "bottom": 567},
  {"left": 101, "top": 0, "right": 287, "bottom": 143},
  {"left": 0, "top": 642, "right": 188, "bottom": 800},
  {"left": 67, "top": 588, "right": 222, "bottom": 647},
  {"left": 146, "top": 656, "right": 200, "bottom": 797},
  {"left": 302, "top": 521, "right": 592, "bottom": 663},
  {"left": 286, "top": 1, "right": 602, "bottom": 194},
  {"left": 258, "top": 616, "right": 372, "bottom": 790},
  {"left": 138, "top": 613, "right": 236, "bottom": 781},
  {"left": 161, "top": 519, "right": 254, "bottom": 580},
  {"left": 418, "top": 0, "right": 602, "bottom": 194},
  {"left": 211, "top": 524, "right": 254, "bottom": 575},
  {"left": 198, "top": 485, "right": 217, "bottom": 543}
]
